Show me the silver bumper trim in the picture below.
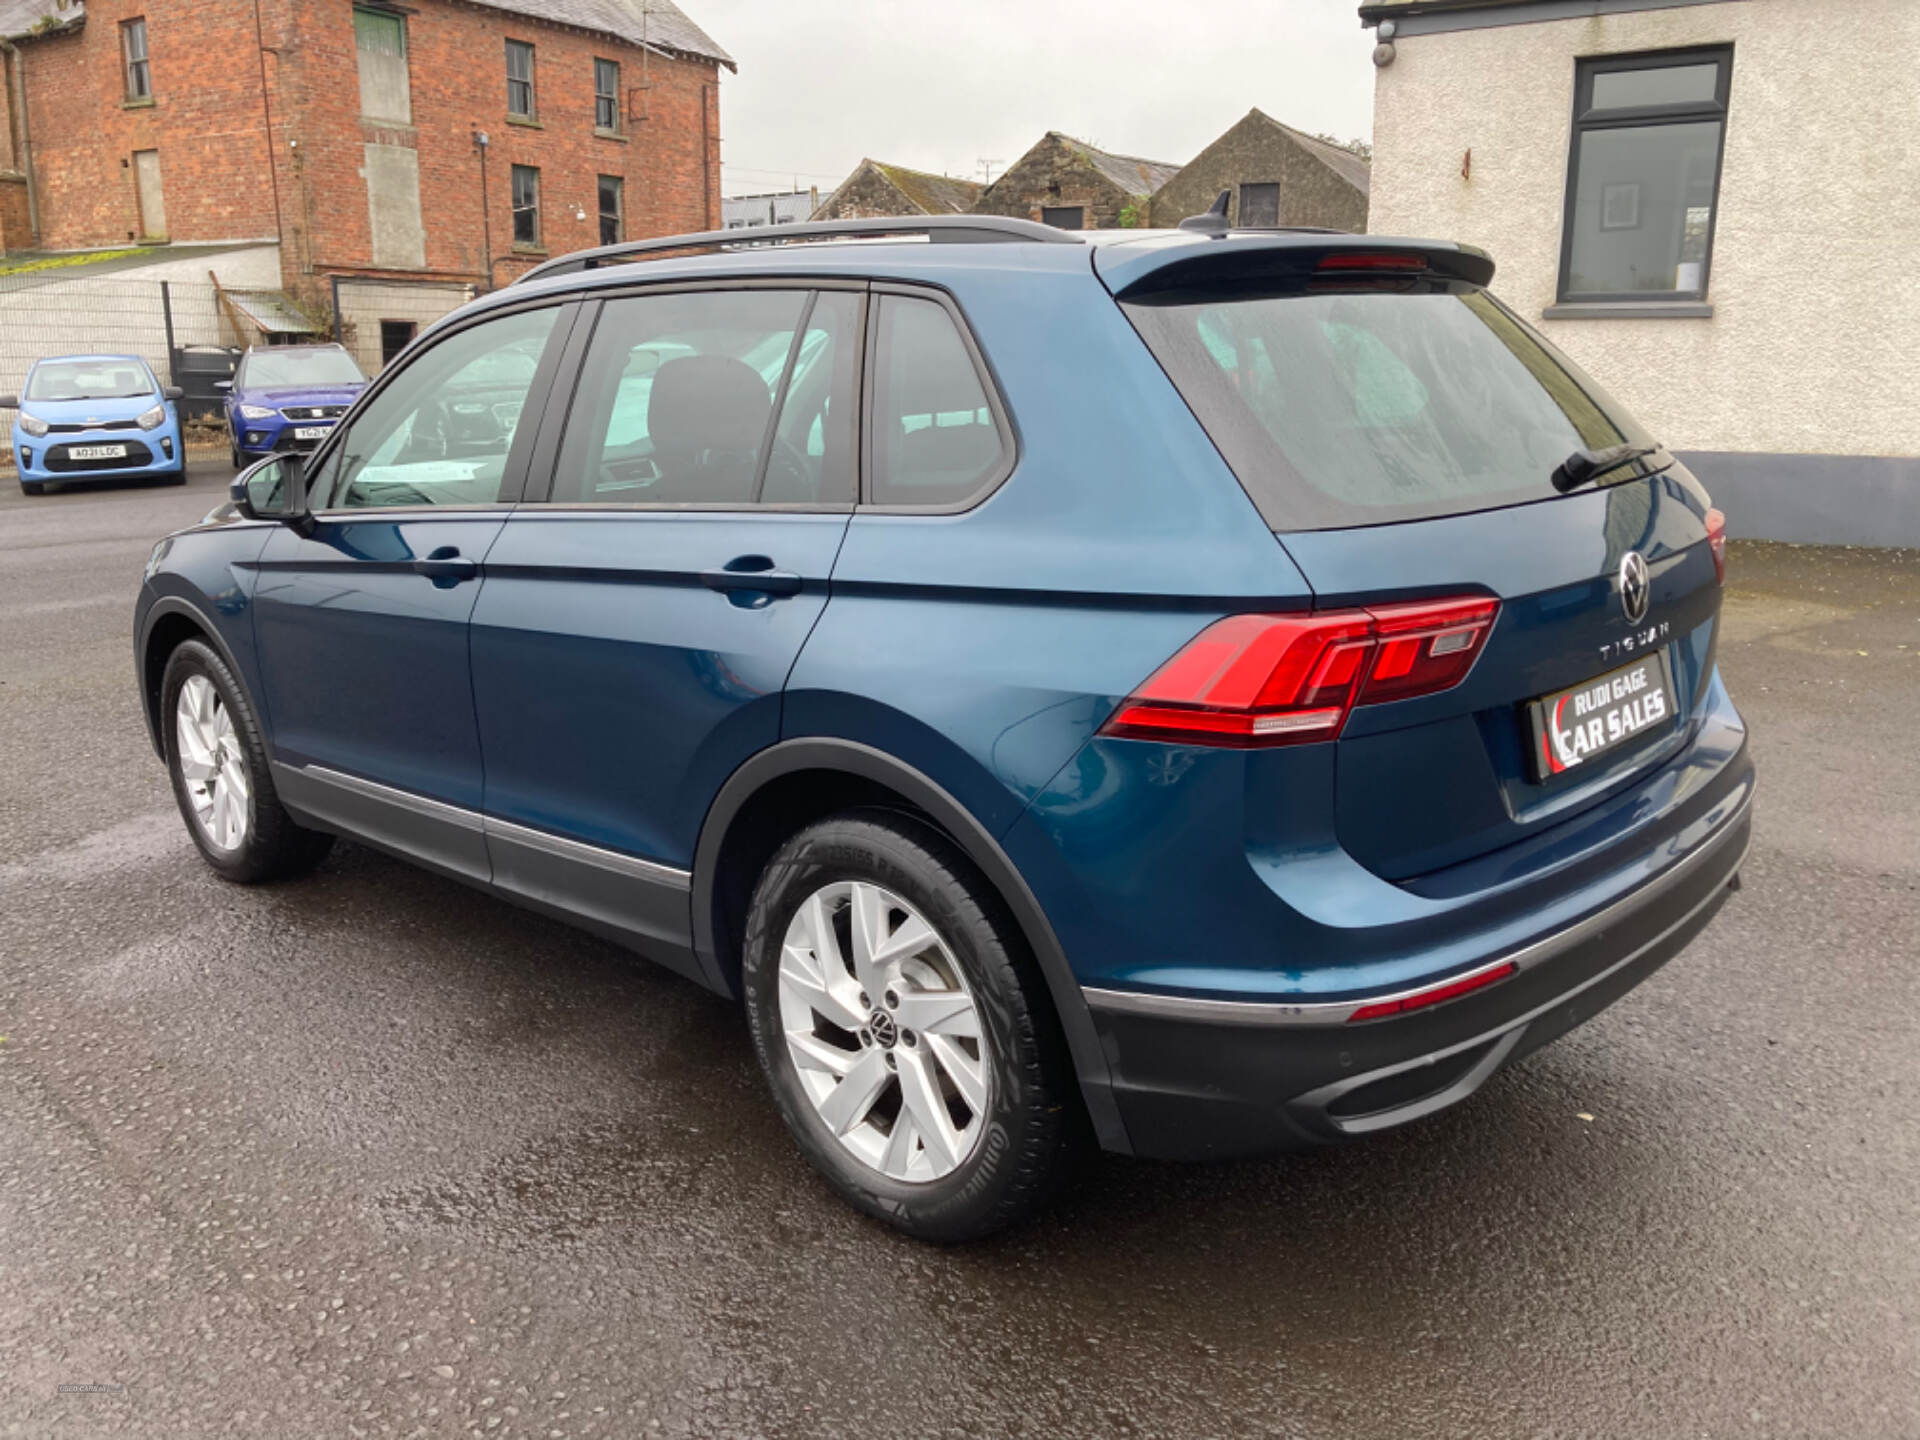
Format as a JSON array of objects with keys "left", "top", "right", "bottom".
[{"left": 1084, "top": 787, "right": 1752, "bottom": 1028}]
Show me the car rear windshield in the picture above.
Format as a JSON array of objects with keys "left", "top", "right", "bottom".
[
  {"left": 1123, "top": 287, "right": 1653, "bottom": 531},
  {"left": 26, "top": 359, "right": 155, "bottom": 401},
  {"left": 241, "top": 350, "right": 366, "bottom": 388}
]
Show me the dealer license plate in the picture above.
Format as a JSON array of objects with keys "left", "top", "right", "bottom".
[
  {"left": 293, "top": 425, "right": 330, "bottom": 440},
  {"left": 69, "top": 444, "right": 127, "bottom": 460},
  {"left": 1528, "top": 652, "right": 1675, "bottom": 778}
]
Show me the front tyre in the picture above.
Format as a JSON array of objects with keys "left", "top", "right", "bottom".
[
  {"left": 21, "top": 480, "right": 46, "bottom": 496},
  {"left": 742, "top": 812, "right": 1081, "bottom": 1241},
  {"left": 160, "top": 639, "right": 333, "bottom": 883}
]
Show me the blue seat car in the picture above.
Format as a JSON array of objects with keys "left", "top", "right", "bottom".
[
  {"left": 134, "top": 215, "right": 1752, "bottom": 1240},
  {"left": 5, "top": 353, "right": 185, "bottom": 495},
  {"left": 221, "top": 342, "right": 368, "bottom": 467}
]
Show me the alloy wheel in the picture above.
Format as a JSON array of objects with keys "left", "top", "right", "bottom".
[
  {"left": 175, "top": 674, "right": 251, "bottom": 851},
  {"left": 777, "top": 880, "right": 990, "bottom": 1183}
]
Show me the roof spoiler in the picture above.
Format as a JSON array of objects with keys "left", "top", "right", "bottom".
[{"left": 1098, "top": 235, "right": 1496, "bottom": 300}]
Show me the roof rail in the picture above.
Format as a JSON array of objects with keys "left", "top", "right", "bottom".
[{"left": 513, "top": 215, "right": 1082, "bottom": 286}]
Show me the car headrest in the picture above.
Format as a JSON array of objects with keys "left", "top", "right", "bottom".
[{"left": 647, "top": 355, "right": 771, "bottom": 457}]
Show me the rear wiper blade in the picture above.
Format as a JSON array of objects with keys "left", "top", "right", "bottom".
[{"left": 1551, "top": 442, "right": 1666, "bottom": 494}]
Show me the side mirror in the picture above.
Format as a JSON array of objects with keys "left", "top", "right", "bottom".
[
  {"left": 230, "top": 454, "right": 313, "bottom": 532},
  {"left": 162, "top": 385, "right": 184, "bottom": 401},
  {"left": 214, "top": 379, "right": 233, "bottom": 393},
  {"left": 0, "top": 394, "right": 17, "bottom": 409}
]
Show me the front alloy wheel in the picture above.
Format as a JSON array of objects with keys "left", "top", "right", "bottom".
[
  {"left": 778, "top": 880, "right": 990, "bottom": 1182},
  {"left": 175, "top": 673, "right": 250, "bottom": 851}
]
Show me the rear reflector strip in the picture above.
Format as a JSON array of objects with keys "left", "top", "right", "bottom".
[
  {"left": 1099, "top": 595, "right": 1499, "bottom": 748},
  {"left": 1346, "top": 961, "right": 1518, "bottom": 1023}
]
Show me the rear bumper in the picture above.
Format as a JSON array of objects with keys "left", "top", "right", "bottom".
[{"left": 1085, "top": 789, "right": 1751, "bottom": 1160}]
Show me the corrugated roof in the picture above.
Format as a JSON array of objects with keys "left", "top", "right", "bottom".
[
  {"left": 0, "top": 0, "right": 80, "bottom": 41},
  {"left": 1250, "top": 109, "right": 1371, "bottom": 196},
  {"left": 227, "top": 289, "right": 322, "bottom": 336},
  {"left": 477, "top": 0, "right": 733, "bottom": 70},
  {"left": 1054, "top": 134, "right": 1183, "bottom": 198}
]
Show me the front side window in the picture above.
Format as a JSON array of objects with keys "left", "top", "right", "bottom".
[
  {"left": 510, "top": 164, "right": 540, "bottom": 246},
  {"left": 869, "top": 295, "right": 1007, "bottom": 506},
  {"left": 506, "top": 39, "right": 535, "bottom": 119},
  {"left": 1560, "top": 47, "right": 1731, "bottom": 303},
  {"left": 550, "top": 288, "right": 859, "bottom": 506},
  {"left": 594, "top": 57, "right": 620, "bottom": 131},
  {"left": 597, "top": 174, "right": 623, "bottom": 246},
  {"left": 122, "top": 18, "right": 151, "bottom": 101},
  {"left": 319, "top": 306, "right": 558, "bottom": 509}
]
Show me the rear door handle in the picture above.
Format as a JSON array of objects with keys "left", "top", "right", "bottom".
[
  {"left": 700, "top": 555, "right": 803, "bottom": 597},
  {"left": 411, "top": 545, "right": 478, "bottom": 582}
]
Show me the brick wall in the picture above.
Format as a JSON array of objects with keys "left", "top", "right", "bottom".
[
  {"left": 16, "top": 0, "right": 282, "bottom": 251},
  {"left": 6, "top": 0, "right": 722, "bottom": 291}
]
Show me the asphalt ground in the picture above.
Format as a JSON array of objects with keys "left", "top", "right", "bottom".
[{"left": 2, "top": 464, "right": 1915, "bottom": 1438}]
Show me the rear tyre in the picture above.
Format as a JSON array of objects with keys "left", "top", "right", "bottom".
[
  {"left": 742, "top": 811, "right": 1082, "bottom": 1242},
  {"left": 229, "top": 433, "right": 241, "bottom": 469},
  {"left": 160, "top": 639, "right": 333, "bottom": 883},
  {"left": 21, "top": 480, "right": 45, "bottom": 496}
]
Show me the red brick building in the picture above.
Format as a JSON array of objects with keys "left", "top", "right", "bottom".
[{"left": 0, "top": 0, "right": 732, "bottom": 293}]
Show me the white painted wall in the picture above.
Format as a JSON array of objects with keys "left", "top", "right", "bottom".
[{"left": 1369, "top": 0, "right": 1920, "bottom": 459}]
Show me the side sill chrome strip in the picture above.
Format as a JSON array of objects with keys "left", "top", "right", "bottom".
[
  {"left": 483, "top": 813, "right": 691, "bottom": 890},
  {"left": 1085, "top": 789, "right": 1752, "bottom": 1028},
  {"left": 294, "top": 765, "right": 691, "bottom": 890}
]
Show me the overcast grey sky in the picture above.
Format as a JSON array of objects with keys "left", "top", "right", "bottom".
[{"left": 695, "top": 0, "right": 1378, "bottom": 199}]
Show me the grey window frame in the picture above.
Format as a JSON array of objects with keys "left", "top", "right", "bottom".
[
  {"left": 596, "top": 174, "right": 623, "bottom": 246},
  {"left": 521, "top": 277, "right": 871, "bottom": 514},
  {"left": 122, "top": 18, "right": 151, "bottom": 101},
  {"left": 594, "top": 57, "right": 620, "bottom": 132},
  {"left": 1238, "top": 182, "right": 1280, "bottom": 228},
  {"left": 506, "top": 39, "right": 536, "bottom": 119},
  {"left": 860, "top": 282, "right": 1017, "bottom": 514},
  {"left": 297, "top": 299, "right": 581, "bottom": 515},
  {"left": 1040, "top": 205, "right": 1084, "bottom": 231},
  {"left": 510, "top": 164, "right": 540, "bottom": 247},
  {"left": 1556, "top": 45, "right": 1733, "bottom": 305}
]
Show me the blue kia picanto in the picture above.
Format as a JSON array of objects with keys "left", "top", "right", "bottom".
[
  {"left": 133, "top": 215, "right": 1752, "bottom": 1240},
  {"left": 6, "top": 353, "right": 186, "bottom": 495}
]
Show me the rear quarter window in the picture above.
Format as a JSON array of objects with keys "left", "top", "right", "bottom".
[
  {"left": 868, "top": 293, "right": 1010, "bottom": 508},
  {"left": 1124, "top": 287, "right": 1651, "bottom": 531}
]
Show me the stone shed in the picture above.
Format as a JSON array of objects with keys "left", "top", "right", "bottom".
[
  {"left": 811, "top": 160, "right": 983, "bottom": 221},
  {"left": 1150, "top": 110, "right": 1370, "bottom": 231},
  {"left": 972, "top": 132, "right": 1181, "bottom": 230}
]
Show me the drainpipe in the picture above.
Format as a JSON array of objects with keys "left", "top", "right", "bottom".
[
  {"left": 0, "top": 38, "right": 40, "bottom": 244},
  {"left": 473, "top": 129, "right": 497, "bottom": 290},
  {"left": 701, "top": 82, "right": 713, "bottom": 228}
]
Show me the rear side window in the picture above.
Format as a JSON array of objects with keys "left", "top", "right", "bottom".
[
  {"left": 1125, "top": 288, "right": 1650, "bottom": 530},
  {"left": 869, "top": 294, "right": 1008, "bottom": 507},
  {"left": 549, "top": 288, "right": 857, "bottom": 506}
]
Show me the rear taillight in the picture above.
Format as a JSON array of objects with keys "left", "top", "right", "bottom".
[
  {"left": 1705, "top": 507, "right": 1727, "bottom": 585},
  {"left": 1099, "top": 595, "right": 1499, "bottom": 748},
  {"left": 1346, "top": 960, "right": 1517, "bottom": 1023}
]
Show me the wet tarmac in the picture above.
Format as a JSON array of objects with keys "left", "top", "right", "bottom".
[{"left": 2, "top": 467, "right": 1916, "bottom": 1437}]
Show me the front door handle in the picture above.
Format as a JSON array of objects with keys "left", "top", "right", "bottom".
[
  {"left": 700, "top": 555, "right": 802, "bottom": 597},
  {"left": 412, "top": 545, "right": 478, "bottom": 583}
]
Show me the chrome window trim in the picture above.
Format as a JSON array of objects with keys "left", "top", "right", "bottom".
[{"left": 1085, "top": 787, "right": 1751, "bottom": 1027}]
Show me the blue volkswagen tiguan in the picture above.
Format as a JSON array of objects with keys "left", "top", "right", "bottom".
[{"left": 134, "top": 215, "right": 1752, "bottom": 1240}]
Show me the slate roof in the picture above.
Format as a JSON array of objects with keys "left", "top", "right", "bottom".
[
  {"left": 870, "top": 163, "right": 983, "bottom": 215},
  {"left": 1249, "top": 109, "right": 1371, "bottom": 196},
  {"left": 475, "top": 0, "right": 733, "bottom": 70},
  {"left": 1053, "top": 134, "right": 1183, "bottom": 197},
  {"left": 0, "top": 0, "right": 81, "bottom": 41}
]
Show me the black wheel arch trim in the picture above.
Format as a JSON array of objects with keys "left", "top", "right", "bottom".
[
  {"left": 691, "top": 736, "right": 1132, "bottom": 1154},
  {"left": 136, "top": 593, "right": 251, "bottom": 761}
]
